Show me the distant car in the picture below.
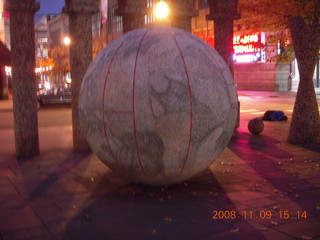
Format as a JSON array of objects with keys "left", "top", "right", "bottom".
[{"left": 37, "top": 87, "right": 71, "bottom": 109}]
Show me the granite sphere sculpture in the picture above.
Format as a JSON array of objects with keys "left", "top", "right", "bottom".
[
  {"left": 248, "top": 117, "right": 264, "bottom": 135},
  {"left": 79, "top": 27, "right": 238, "bottom": 185}
]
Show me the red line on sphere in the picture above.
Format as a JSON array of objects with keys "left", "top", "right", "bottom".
[
  {"left": 102, "top": 41, "right": 125, "bottom": 161},
  {"left": 132, "top": 29, "right": 149, "bottom": 175},
  {"left": 172, "top": 34, "right": 193, "bottom": 174}
]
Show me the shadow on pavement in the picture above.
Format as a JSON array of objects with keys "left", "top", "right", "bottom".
[
  {"left": 229, "top": 131, "right": 320, "bottom": 221},
  {"left": 60, "top": 170, "right": 267, "bottom": 240},
  {"left": 25, "top": 151, "right": 91, "bottom": 201}
]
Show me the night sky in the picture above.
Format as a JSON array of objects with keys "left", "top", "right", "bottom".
[{"left": 36, "top": 0, "right": 65, "bottom": 17}]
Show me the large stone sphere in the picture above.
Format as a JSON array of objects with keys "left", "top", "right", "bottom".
[{"left": 79, "top": 27, "right": 238, "bottom": 185}]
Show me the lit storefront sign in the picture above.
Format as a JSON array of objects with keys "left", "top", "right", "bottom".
[
  {"left": 233, "top": 33, "right": 265, "bottom": 63},
  {"left": 0, "top": 12, "right": 9, "bottom": 20}
]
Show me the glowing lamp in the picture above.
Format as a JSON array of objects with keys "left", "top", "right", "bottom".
[
  {"left": 155, "top": 1, "right": 169, "bottom": 20},
  {"left": 63, "top": 36, "right": 71, "bottom": 46}
]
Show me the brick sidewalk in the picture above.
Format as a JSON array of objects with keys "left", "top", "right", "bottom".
[{"left": 0, "top": 91, "right": 319, "bottom": 240}]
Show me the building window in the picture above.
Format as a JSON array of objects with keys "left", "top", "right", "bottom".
[
  {"left": 145, "top": 13, "right": 155, "bottom": 25},
  {"left": 92, "top": 12, "right": 101, "bottom": 37},
  {"left": 145, "top": 0, "right": 155, "bottom": 25},
  {"left": 147, "top": 0, "right": 153, "bottom": 8},
  {"left": 108, "top": 5, "right": 123, "bottom": 33}
]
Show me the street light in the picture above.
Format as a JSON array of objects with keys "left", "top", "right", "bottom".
[
  {"left": 63, "top": 36, "right": 71, "bottom": 46},
  {"left": 155, "top": 1, "right": 169, "bottom": 20}
]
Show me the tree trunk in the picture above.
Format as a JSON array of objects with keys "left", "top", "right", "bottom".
[
  {"left": 207, "top": 0, "right": 240, "bottom": 128},
  {"left": 69, "top": 12, "right": 92, "bottom": 151},
  {"left": 287, "top": 16, "right": 320, "bottom": 144},
  {"left": 213, "top": 18, "right": 235, "bottom": 74},
  {"left": 207, "top": 0, "right": 240, "bottom": 74},
  {"left": 7, "top": 0, "right": 40, "bottom": 157},
  {"left": 117, "top": 0, "right": 146, "bottom": 33},
  {"left": 64, "top": 0, "right": 99, "bottom": 152}
]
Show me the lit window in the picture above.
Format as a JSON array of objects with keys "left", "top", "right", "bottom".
[{"left": 108, "top": 5, "right": 123, "bottom": 33}]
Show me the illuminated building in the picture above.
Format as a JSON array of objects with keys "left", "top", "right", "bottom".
[
  {"left": 0, "top": 0, "right": 10, "bottom": 99},
  {"left": 35, "top": 15, "right": 51, "bottom": 60},
  {"left": 191, "top": 6, "right": 291, "bottom": 91},
  {"left": 0, "top": 0, "right": 10, "bottom": 48},
  {"left": 105, "top": 0, "right": 197, "bottom": 41},
  {"left": 0, "top": 41, "right": 10, "bottom": 99},
  {"left": 192, "top": 4, "right": 319, "bottom": 92}
]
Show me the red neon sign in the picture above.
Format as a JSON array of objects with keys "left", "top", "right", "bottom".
[
  {"left": 233, "top": 33, "right": 261, "bottom": 55},
  {"left": 0, "top": 12, "right": 9, "bottom": 19}
]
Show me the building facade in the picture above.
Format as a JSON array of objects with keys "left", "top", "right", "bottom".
[
  {"left": 46, "top": 11, "right": 102, "bottom": 88},
  {"left": 105, "top": 0, "right": 197, "bottom": 42},
  {"left": 314, "top": 54, "right": 320, "bottom": 89},
  {"left": 0, "top": 41, "right": 10, "bottom": 99},
  {"left": 1, "top": 0, "right": 318, "bottom": 94},
  {"left": 105, "top": 0, "right": 123, "bottom": 43},
  {"left": 35, "top": 15, "right": 52, "bottom": 61},
  {"left": 47, "top": 13, "right": 69, "bottom": 48},
  {"left": 35, "top": 15, "right": 54, "bottom": 91},
  {"left": 192, "top": 6, "right": 294, "bottom": 92},
  {"left": 46, "top": 13, "right": 70, "bottom": 88},
  {"left": 0, "top": 0, "right": 10, "bottom": 99},
  {"left": 0, "top": 0, "right": 10, "bottom": 48},
  {"left": 104, "top": 0, "right": 319, "bottom": 92},
  {"left": 104, "top": 0, "right": 290, "bottom": 91}
]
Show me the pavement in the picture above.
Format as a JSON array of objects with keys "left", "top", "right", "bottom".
[{"left": 0, "top": 90, "right": 320, "bottom": 240}]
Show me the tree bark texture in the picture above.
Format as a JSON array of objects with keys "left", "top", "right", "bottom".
[
  {"left": 7, "top": 0, "right": 40, "bottom": 157},
  {"left": 121, "top": 13, "right": 145, "bottom": 33},
  {"left": 207, "top": 0, "right": 240, "bottom": 128},
  {"left": 207, "top": 0, "right": 240, "bottom": 74},
  {"left": 213, "top": 19, "right": 235, "bottom": 74},
  {"left": 65, "top": 0, "right": 99, "bottom": 151},
  {"left": 117, "top": 0, "right": 146, "bottom": 33},
  {"left": 288, "top": 16, "right": 320, "bottom": 144}
]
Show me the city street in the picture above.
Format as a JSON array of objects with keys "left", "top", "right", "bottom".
[
  {"left": 0, "top": 104, "right": 72, "bottom": 154},
  {"left": 0, "top": 91, "right": 320, "bottom": 240},
  {"left": 0, "top": 90, "right": 314, "bottom": 153},
  {"left": 0, "top": 106, "right": 71, "bottom": 129}
]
